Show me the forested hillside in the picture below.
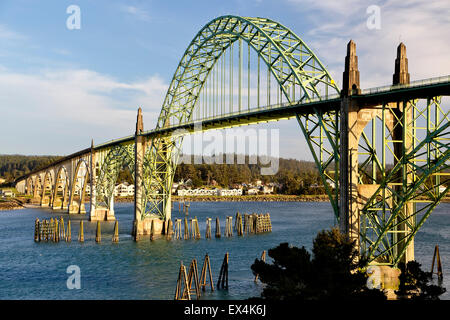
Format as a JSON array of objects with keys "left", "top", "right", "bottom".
[{"left": 0, "top": 155, "right": 61, "bottom": 183}]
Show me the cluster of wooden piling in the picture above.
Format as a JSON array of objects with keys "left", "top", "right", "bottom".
[
  {"left": 171, "top": 212, "right": 271, "bottom": 241},
  {"left": 175, "top": 254, "right": 215, "bottom": 300},
  {"left": 242, "top": 213, "right": 272, "bottom": 234},
  {"left": 34, "top": 218, "right": 120, "bottom": 243},
  {"left": 34, "top": 217, "right": 72, "bottom": 242}
]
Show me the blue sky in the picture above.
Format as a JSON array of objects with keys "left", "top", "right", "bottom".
[{"left": 0, "top": 0, "right": 449, "bottom": 159}]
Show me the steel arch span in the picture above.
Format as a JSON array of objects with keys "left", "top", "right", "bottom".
[{"left": 142, "top": 15, "right": 340, "bottom": 219}]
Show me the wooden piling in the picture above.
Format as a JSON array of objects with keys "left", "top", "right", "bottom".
[
  {"left": 174, "top": 262, "right": 190, "bottom": 300},
  {"left": 184, "top": 217, "right": 190, "bottom": 240},
  {"left": 215, "top": 217, "right": 221, "bottom": 238},
  {"left": 54, "top": 218, "right": 59, "bottom": 243},
  {"left": 150, "top": 220, "right": 155, "bottom": 241},
  {"left": 112, "top": 220, "right": 119, "bottom": 243},
  {"left": 95, "top": 221, "right": 101, "bottom": 243},
  {"left": 167, "top": 219, "right": 173, "bottom": 239},
  {"left": 174, "top": 219, "right": 182, "bottom": 240},
  {"left": 34, "top": 218, "right": 40, "bottom": 242},
  {"left": 431, "top": 244, "right": 443, "bottom": 280},
  {"left": 236, "top": 213, "right": 243, "bottom": 236},
  {"left": 200, "top": 254, "right": 214, "bottom": 292},
  {"left": 78, "top": 220, "right": 84, "bottom": 242},
  {"left": 66, "top": 220, "right": 71, "bottom": 242},
  {"left": 49, "top": 218, "right": 54, "bottom": 242},
  {"left": 192, "top": 217, "right": 200, "bottom": 240},
  {"left": 254, "top": 250, "right": 266, "bottom": 282},
  {"left": 217, "top": 252, "right": 229, "bottom": 290},
  {"left": 60, "top": 217, "right": 65, "bottom": 240},
  {"left": 187, "top": 259, "right": 201, "bottom": 300},
  {"left": 225, "top": 216, "right": 233, "bottom": 237},
  {"left": 205, "top": 218, "right": 212, "bottom": 239}
]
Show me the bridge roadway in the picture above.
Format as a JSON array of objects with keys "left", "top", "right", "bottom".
[
  {"left": 95, "top": 75, "right": 450, "bottom": 150},
  {"left": 15, "top": 75, "right": 449, "bottom": 182}
]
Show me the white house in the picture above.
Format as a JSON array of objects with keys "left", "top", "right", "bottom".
[
  {"left": 247, "top": 188, "right": 259, "bottom": 195},
  {"left": 0, "top": 189, "right": 15, "bottom": 197},
  {"left": 218, "top": 188, "right": 243, "bottom": 196},
  {"left": 114, "top": 182, "right": 134, "bottom": 197}
]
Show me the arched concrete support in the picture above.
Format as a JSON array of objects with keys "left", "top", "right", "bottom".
[
  {"left": 32, "top": 175, "right": 42, "bottom": 201},
  {"left": 89, "top": 141, "right": 115, "bottom": 221},
  {"left": 52, "top": 166, "right": 69, "bottom": 210},
  {"left": 40, "top": 170, "right": 54, "bottom": 207},
  {"left": 68, "top": 159, "right": 89, "bottom": 214}
]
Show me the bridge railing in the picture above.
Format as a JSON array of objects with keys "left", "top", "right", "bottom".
[{"left": 361, "top": 75, "right": 450, "bottom": 95}]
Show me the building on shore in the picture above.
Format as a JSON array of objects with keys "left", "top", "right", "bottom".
[
  {"left": 0, "top": 189, "right": 15, "bottom": 198},
  {"left": 114, "top": 182, "right": 134, "bottom": 197},
  {"left": 177, "top": 187, "right": 243, "bottom": 197}
]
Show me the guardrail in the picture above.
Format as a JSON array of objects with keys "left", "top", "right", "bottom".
[{"left": 361, "top": 75, "right": 450, "bottom": 95}]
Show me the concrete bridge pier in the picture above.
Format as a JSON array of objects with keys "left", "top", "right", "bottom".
[
  {"left": 88, "top": 140, "right": 116, "bottom": 222},
  {"left": 132, "top": 108, "right": 166, "bottom": 240},
  {"left": 339, "top": 40, "right": 414, "bottom": 265}
]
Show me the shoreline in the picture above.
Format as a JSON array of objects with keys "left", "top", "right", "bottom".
[
  {"left": 0, "top": 199, "right": 25, "bottom": 211},
  {"left": 116, "top": 194, "right": 331, "bottom": 203},
  {"left": 2, "top": 194, "right": 449, "bottom": 211}
]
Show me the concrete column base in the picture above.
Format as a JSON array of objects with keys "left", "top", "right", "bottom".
[
  {"left": 134, "top": 218, "right": 164, "bottom": 238},
  {"left": 89, "top": 207, "right": 116, "bottom": 221},
  {"left": 368, "top": 265, "right": 401, "bottom": 300},
  {"left": 69, "top": 202, "right": 86, "bottom": 214},
  {"left": 68, "top": 203, "right": 79, "bottom": 214}
]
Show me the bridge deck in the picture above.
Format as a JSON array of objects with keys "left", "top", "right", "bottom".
[{"left": 15, "top": 75, "right": 450, "bottom": 182}]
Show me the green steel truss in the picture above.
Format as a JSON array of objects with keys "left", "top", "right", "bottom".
[
  {"left": 96, "top": 143, "right": 135, "bottom": 209},
  {"left": 359, "top": 97, "right": 450, "bottom": 266},
  {"left": 85, "top": 16, "right": 449, "bottom": 268},
  {"left": 142, "top": 15, "right": 340, "bottom": 219}
]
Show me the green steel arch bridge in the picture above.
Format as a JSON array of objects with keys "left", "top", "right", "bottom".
[{"left": 15, "top": 16, "right": 449, "bottom": 267}]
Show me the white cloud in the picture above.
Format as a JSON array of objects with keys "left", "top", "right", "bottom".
[
  {"left": 0, "top": 24, "right": 25, "bottom": 41},
  {"left": 287, "top": 0, "right": 450, "bottom": 88},
  {"left": 120, "top": 5, "right": 151, "bottom": 21},
  {"left": 0, "top": 67, "right": 168, "bottom": 154}
]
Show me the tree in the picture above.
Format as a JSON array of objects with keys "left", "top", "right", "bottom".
[
  {"left": 395, "top": 260, "right": 446, "bottom": 300},
  {"left": 251, "top": 228, "right": 387, "bottom": 300}
]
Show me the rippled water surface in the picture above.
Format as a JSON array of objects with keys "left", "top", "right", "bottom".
[{"left": 0, "top": 201, "right": 449, "bottom": 299}]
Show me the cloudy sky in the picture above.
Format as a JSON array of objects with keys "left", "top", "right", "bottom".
[{"left": 0, "top": 0, "right": 449, "bottom": 160}]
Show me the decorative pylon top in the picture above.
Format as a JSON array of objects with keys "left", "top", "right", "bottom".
[
  {"left": 342, "top": 40, "right": 361, "bottom": 96},
  {"left": 91, "top": 139, "right": 94, "bottom": 150},
  {"left": 136, "top": 107, "right": 144, "bottom": 134},
  {"left": 393, "top": 42, "right": 410, "bottom": 85}
]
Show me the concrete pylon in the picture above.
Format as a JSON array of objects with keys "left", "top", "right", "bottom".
[
  {"left": 89, "top": 139, "right": 97, "bottom": 219},
  {"left": 391, "top": 42, "right": 414, "bottom": 264},
  {"left": 341, "top": 40, "right": 361, "bottom": 96},
  {"left": 393, "top": 43, "right": 410, "bottom": 85},
  {"left": 134, "top": 107, "right": 145, "bottom": 240},
  {"left": 339, "top": 40, "right": 362, "bottom": 252}
]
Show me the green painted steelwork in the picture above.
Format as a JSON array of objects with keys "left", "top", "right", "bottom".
[{"left": 142, "top": 15, "right": 339, "bottom": 219}]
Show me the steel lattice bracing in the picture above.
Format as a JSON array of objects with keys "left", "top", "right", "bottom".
[
  {"left": 96, "top": 143, "right": 135, "bottom": 211},
  {"left": 143, "top": 15, "right": 340, "bottom": 219},
  {"left": 359, "top": 97, "right": 450, "bottom": 266}
]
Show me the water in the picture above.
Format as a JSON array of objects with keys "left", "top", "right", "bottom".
[{"left": 0, "top": 201, "right": 449, "bottom": 300}]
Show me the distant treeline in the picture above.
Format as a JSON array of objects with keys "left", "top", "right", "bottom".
[
  {"left": 0, "top": 155, "right": 62, "bottom": 183},
  {"left": 0, "top": 153, "right": 325, "bottom": 195}
]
